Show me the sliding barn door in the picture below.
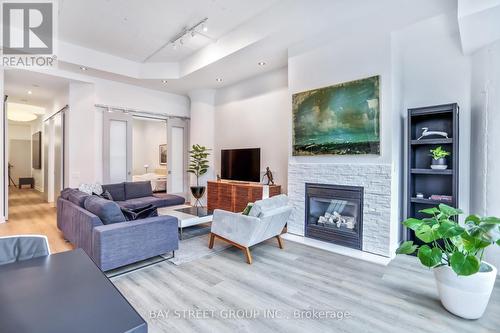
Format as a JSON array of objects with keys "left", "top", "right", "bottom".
[
  {"left": 103, "top": 111, "right": 133, "bottom": 184},
  {"left": 167, "top": 118, "right": 189, "bottom": 196}
]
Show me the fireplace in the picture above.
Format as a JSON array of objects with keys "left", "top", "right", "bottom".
[{"left": 305, "top": 183, "right": 363, "bottom": 250}]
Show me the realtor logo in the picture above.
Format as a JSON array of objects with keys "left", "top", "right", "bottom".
[{"left": 2, "top": 2, "right": 53, "bottom": 54}]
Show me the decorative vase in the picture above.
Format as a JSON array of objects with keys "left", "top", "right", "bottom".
[
  {"left": 431, "top": 157, "right": 448, "bottom": 170},
  {"left": 190, "top": 186, "right": 206, "bottom": 207},
  {"left": 433, "top": 262, "right": 497, "bottom": 319}
]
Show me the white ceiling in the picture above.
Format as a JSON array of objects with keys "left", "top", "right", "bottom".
[
  {"left": 4, "top": 0, "right": 461, "bottom": 96},
  {"left": 5, "top": 69, "right": 71, "bottom": 108},
  {"left": 58, "top": 0, "right": 279, "bottom": 62}
]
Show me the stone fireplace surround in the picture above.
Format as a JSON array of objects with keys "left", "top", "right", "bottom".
[{"left": 288, "top": 163, "right": 393, "bottom": 257}]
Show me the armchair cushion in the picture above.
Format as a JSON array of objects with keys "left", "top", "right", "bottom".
[{"left": 249, "top": 194, "right": 289, "bottom": 217}]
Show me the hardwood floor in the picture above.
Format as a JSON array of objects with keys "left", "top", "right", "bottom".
[
  {"left": 113, "top": 239, "right": 500, "bottom": 333},
  {"left": 0, "top": 187, "right": 72, "bottom": 253}
]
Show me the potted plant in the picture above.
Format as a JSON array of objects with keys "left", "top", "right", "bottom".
[
  {"left": 397, "top": 204, "right": 499, "bottom": 319},
  {"left": 429, "top": 146, "right": 450, "bottom": 170},
  {"left": 187, "top": 144, "right": 210, "bottom": 206}
]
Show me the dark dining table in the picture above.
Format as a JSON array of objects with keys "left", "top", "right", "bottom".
[{"left": 0, "top": 248, "right": 147, "bottom": 333}]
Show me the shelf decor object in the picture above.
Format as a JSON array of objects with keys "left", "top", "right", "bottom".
[{"left": 406, "top": 103, "right": 459, "bottom": 244}]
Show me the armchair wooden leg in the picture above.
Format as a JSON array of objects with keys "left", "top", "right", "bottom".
[
  {"left": 208, "top": 233, "right": 215, "bottom": 249},
  {"left": 276, "top": 235, "right": 284, "bottom": 249},
  {"left": 244, "top": 247, "right": 253, "bottom": 264}
]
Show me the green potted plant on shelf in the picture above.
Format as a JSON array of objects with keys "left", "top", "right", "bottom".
[
  {"left": 187, "top": 144, "right": 210, "bottom": 207},
  {"left": 397, "top": 204, "right": 499, "bottom": 319},
  {"left": 429, "top": 146, "right": 450, "bottom": 170}
]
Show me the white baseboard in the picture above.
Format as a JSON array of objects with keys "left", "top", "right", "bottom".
[{"left": 282, "top": 233, "right": 392, "bottom": 266}]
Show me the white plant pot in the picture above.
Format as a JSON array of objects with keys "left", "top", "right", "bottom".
[{"left": 433, "top": 262, "right": 497, "bottom": 319}]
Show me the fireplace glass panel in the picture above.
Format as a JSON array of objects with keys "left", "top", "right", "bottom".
[{"left": 308, "top": 197, "right": 359, "bottom": 233}]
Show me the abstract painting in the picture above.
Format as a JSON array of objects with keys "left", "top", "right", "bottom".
[{"left": 292, "top": 75, "right": 380, "bottom": 156}]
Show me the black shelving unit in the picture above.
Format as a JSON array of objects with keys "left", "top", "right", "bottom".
[{"left": 406, "top": 103, "right": 459, "bottom": 243}]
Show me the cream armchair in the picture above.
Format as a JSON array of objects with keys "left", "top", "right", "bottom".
[{"left": 209, "top": 194, "right": 292, "bottom": 264}]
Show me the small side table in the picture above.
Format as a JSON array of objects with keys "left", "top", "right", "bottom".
[{"left": 18, "top": 177, "right": 34, "bottom": 189}]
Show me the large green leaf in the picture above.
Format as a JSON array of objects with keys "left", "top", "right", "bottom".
[
  {"left": 461, "top": 232, "right": 491, "bottom": 252},
  {"left": 450, "top": 252, "right": 480, "bottom": 276},
  {"left": 437, "top": 220, "right": 464, "bottom": 239},
  {"left": 415, "top": 224, "right": 440, "bottom": 243},
  {"left": 396, "top": 241, "right": 418, "bottom": 255},
  {"left": 418, "top": 245, "right": 442, "bottom": 267},
  {"left": 419, "top": 207, "right": 440, "bottom": 216},
  {"left": 465, "top": 215, "right": 481, "bottom": 225},
  {"left": 438, "top": 204, "right": 462, "bottom": 217},
  {"left": 403, "top": 218, "right": 423, "bottom": 231},
  {"left": 482, "top": 217, "right": 500, "bottom": 224}
]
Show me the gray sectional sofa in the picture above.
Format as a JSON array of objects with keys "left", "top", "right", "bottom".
[{"left": 57, "top": 181, "right": 185, "bottom": 271}]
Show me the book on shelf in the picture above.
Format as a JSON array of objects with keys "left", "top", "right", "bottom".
[{"left": 429, "top": 195, "right": 452, "bottom": 202}]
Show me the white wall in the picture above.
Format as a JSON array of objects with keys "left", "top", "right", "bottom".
[
  {"left": 8, "top": 123, "right": 31, "bottom": 184},
  {"left": 396, "top": 14, "right": 472, "bottom": 218},
  {"left": 132, "top": 118, "right": 167, "bottom": 175},
  {"left": 67, "top": 82, "right": 96, "bottom": 187},
  {"left": 289, "top": 29, "right": 394, "bottom": 166},
  {"left": 214, "top": 69, "right": 289, "bottom": 190},
  {"left": 94, "top": 78, "right": 189, "bottom": 116},
  {"left": 189, "top": 89, "right": 215, "bottom": 192},
  {"left": 470, "top": 40, "right": 500, "bottom": 271}
]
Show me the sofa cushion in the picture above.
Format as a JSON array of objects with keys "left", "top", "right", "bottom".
[
  {"left": 249, "top": 194, "right": 288, "bottom": 217},
  {"left": 84, "top": 196, "right": 126, "bottom": 225},
  {"left": 67, "top": 190, "right": 90, "bottom": 208},
  {"left": 102, "top": 183, "right": 126, "bottom": 201},
  {"left": 152, "top": 193, "right": 186, "bottom": 207},
  {"left": 125, "top": 181, "right": 153, "bottom": 200}
]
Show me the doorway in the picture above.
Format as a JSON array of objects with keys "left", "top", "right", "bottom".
[
  {"left": 102, "top": 109, "right": 189, "bottom": 197},
  {"left": 3, "top": 69, "right": 69, "bottom": 219}
]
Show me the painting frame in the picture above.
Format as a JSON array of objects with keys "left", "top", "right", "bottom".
[
  {"left": 292, "top": 75, "right": 380, "bottom": 156},
  {"left": 159, "top": 144, "right": 167, "bottom": 165}
]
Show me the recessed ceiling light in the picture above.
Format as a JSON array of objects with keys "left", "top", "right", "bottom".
[
  {"left": 161, "top": 80, "right": 168, "bottom": 84},
  {"left": 80, "top": 66, "right": 88, "bottom": 71},
  {"left": 27, "top": 90, "right": 32, "bottom": 95},
  {"left": 202, "top": 24, "right": 208, "bottom": 32},
  {"left": 258, "top": 61, "right": 266, "bottom": 66},
  {"left": 215, "top": 78, "right": 223, "bottom": 83}
]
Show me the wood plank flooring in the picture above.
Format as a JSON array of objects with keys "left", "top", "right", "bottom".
[
  {"left": 0, "top": 187, "right": 72, "bottom": 253},
  {"left": 113, "top": 239, "right": 500, "bottom": 333}
]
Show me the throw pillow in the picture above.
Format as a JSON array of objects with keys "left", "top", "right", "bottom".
[
  {"left": 92, "top": 190, "right": 114, "bottom": 201},
  {"left": 242, "top": 203, "right": 254, "bottom": 215},
  {"left": 79, "top": 183, "right": 103, "bottom": 195},
  {"left": 121, "top": 204, "right": 158, "bottom": 221}
]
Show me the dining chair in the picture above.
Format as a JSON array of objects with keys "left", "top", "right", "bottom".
[{"left": 0, "top": 235, "right": 51, "bottom": 266}]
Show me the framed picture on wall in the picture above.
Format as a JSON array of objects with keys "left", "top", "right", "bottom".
[
  {"left": 159, "top": 144, "right": 167, "bottom": 165},
  {"left": 292, "top": 75, "right": 380, "bottom": 156}
]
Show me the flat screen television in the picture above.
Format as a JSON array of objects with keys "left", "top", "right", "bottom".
[
  {"left": 221, "top": 148, "right": 260, "bottom": 182},
  {"left": 32, "top": 131, "right": 42, "bottom": 169}
]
